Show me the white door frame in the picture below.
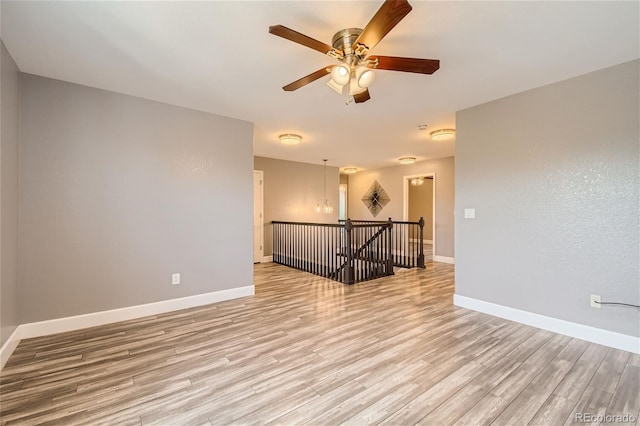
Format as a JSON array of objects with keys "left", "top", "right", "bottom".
[
  {"left": 253, "top": 170, "right": 264, "bottom": 263},
  {"left": 403, "top": 172, "right": 436, "bottom": 250}
]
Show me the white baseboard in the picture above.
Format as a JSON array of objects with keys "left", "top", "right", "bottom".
[
  {"left": 0, "top": 327, "right": 22, "bottom": 370},
  {"left": 262, "top": 256, "right": 273, "bottom": 263},
  {"left": 409, "top": 238, "right": 433, "bottom": 244},
  {"left": 0, "top": 285, "right": 254, "bottom": 370},
  {"left": 453, "top": 294, "right": 640, "bottom": 354},
  {"left": 433, "top": 255, "right": 455, "bottom": 264}
]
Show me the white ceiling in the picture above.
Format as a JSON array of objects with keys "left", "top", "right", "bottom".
[{"left": 2, "top": 1, "right": 638, "bottom": 170}]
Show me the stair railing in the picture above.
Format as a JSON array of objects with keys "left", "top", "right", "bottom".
[{"left": 271, "top": 219, "right": 394, "bottom": 285}]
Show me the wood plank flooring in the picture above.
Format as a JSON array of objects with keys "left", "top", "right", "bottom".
[{"left": 1, "top": 262, "right": 638, "bottom": 425}]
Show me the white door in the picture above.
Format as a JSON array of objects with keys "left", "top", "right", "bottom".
[{"left": 253, "top": 171, "right": 264, "bottom": 263}]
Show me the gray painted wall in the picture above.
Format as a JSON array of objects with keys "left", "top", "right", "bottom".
[
  {"left": 254, "top": 156, "right": 339, "bottom": 257},
  {"left": 347, "top": 157, "right": 455, "bottom": 258},
  {"left": 19, "top": 74, "right": 254, "bottom": 323},
  {"left": 1, "top": 42, "right": 20, "bottom": 345},
  {"left": 455, "top": 60, "right": 639, "bottom": 337}
]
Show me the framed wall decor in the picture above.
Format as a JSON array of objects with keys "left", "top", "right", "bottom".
[{"left": 361, "top": 180, "right": 390, "bottom": 217}]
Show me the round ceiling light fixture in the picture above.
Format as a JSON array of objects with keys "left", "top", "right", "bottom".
[
  {"left": 279, "top": 134, "right": 302, "bottom": 145},
  {"left": 343, "top": 167, "right": 358, "bottom": 174},
  {"left": 430, "top": 128, "right": 456, "bottom": 140},
  {"left": 398, "top": 157, "right": 417, "bottom": 165}
]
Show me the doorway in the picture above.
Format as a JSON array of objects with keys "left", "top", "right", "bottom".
[
  {"left": 403, "top": 173, "right": 435, "bottom": 262},
  {"left": 339, "top": 184, "right": 348, "bottom": 221},
  {"left": 253, "top": 170, "right": 264, "bottom": 263}
]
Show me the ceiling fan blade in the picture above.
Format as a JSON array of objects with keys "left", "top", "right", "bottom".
[
  {"left": 368, "top": 56, "right": 440, "bottom": 74},
  {"left": 353, "top": 89, "right": 371, "bottom": 103},
  {"left": 353, "top": 0, "right": 413, "bottom": 51},
  {"left": 282, "top": 67, "right": 333, "bottom": 91},
  {"left": 269, "top": 25, "right": 341, "bottom": 57}
]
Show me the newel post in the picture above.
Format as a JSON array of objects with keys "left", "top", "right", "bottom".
[
  {"left": 344, "top": 219, "right": 354, "bottom": 284},
  {"left": 418, "top": 216, "right": 425, "bottom": 268},
  {"left": 386, "top": 218, "right": 394, "bottom": 275}
]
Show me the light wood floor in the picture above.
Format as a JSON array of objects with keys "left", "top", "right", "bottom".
[{"left": 1, "top": 262, "right": 638, "bottom": 425}]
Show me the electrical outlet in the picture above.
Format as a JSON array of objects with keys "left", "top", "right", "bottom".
[
  {"left": 590, "top": 294, "right": 601, "bottom": 308},
  {"left": 172, "top": 273, "right": 180, "bottom": 285}
]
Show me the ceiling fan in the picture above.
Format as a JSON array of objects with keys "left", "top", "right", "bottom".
[{"left": 269, "top": 0, "right": 440, "bottom": 105}]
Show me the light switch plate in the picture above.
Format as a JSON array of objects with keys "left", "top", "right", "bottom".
[
  {"left": 172, "top": 273, "right": 180, "bottom": 285},
  {"left": 464, "top": 208, "right": 476, "bottom": 219}
]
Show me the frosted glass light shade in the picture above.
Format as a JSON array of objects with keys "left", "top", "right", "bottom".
[
  {"left": 430, "top": 128, "right": 456, "bottom": 140},
  {"left": 399, "top": 157, "right": 416, "bottom": 165},
  {"left": 349, "top": 79, "right": 366, "bottom": 95},
  {"left": 326, "top": 79, "right": 344, "bottom": 94},
  {"left": 330, "top": 64, "right": 351, "bottom": 86},
  {"left": 279, "top": 134, "right": 302, "bottom": 145},
  {"left": 355, "top": 65, "right": 375, "bottom": 88}
]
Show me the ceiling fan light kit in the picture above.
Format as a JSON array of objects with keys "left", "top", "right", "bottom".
[
  {"left": 326, "top": 78, "right": 345, "bottom": 94},
  {"left": 355, "top": 65, "right": 375, "bottom": 88},
  {"left": 330, "top": 64, "right": 351, "bottom": 86},
  {"left": 430, "top": 128, "right": 456, "bottom": 140},
  {"left": 269, "top": 0, "right": 440, "bottom": 105},
  {"left": 279, "top": 134, "right": 302, "bottom": 145}
]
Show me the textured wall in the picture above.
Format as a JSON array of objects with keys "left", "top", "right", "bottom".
[
  {"left": 455, "top": 60, "right": 639, "bottom": 337},
  {"left": 1, "top": 42, "right": 20, "bottom": 346},
  {"left": 19, "top": 75, "right": 254, "bottom": 323},
  {"left": 348, "top": 157, "right": 455, "bottom": 258},
  {"left": 254, "top": 157, "right": 339, "bottom": 257}
]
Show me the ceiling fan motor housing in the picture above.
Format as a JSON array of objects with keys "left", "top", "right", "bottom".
[{"left": 332, "top": 28, "right": 364, "bottom": 63}]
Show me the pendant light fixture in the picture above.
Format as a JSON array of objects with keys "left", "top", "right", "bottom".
[{"left": 316, "top": 159, "right": 334, "bottom": 214}]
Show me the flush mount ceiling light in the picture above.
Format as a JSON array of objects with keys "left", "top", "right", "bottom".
[
  {"left": 399, "top": 157, "right": 416, "bottom": 165},
  {"left": 343, "top": 167, "right": 358, "bottom": 174},
  {"left": 279, "top": 134, "right": 302, "bottom": 145},
  {"left": 430, "top": 128, "right": 456, "bottom": 140}
]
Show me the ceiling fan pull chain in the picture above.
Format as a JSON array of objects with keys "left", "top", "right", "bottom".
[{"left": 345, "top": 76, "right": 351, "bottom": 105}]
